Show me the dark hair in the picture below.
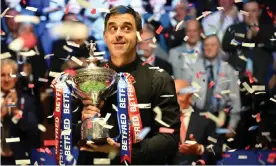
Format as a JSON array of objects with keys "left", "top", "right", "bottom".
[{"left": 104, "top": 5, "right": 142, "bottom": 32}]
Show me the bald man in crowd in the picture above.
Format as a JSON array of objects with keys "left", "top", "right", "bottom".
[{"left": 172, "top": 79, "right": 221, "bottom": 165}]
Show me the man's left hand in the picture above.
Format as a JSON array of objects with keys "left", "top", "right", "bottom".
[{"left": 80, "top": 138, "right": 120, "bottom": 154}]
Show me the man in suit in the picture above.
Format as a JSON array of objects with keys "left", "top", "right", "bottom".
[
  {"left": 169, "top": 19, "right": 202, "bottom": 79},
  {"left": 183, "top": 34, "right": 241, "bottom": 131},
  {"left": 138, "top": 23, "right": 173, "bottom": 75},
  {"left": 172, "top": 79, "right": 221, "bottom": 165}
]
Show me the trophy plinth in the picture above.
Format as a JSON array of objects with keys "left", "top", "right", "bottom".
[{"left": 73, "top": 41, "right": 117, "bottom": 146}]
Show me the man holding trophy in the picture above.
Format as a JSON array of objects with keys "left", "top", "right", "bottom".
[{"left": 68, "top": 5, "right": 181, "bottom": 165}]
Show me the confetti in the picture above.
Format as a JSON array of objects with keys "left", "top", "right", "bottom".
[
  {"left": 15, "top": 159, "right": 31, "bottom": 165},
  {"left": 44, "top": 140, "right": 56, "bottom": 146},
  {"left": 103, "top": 113, "right": 111, "bottom": 123},
  {"left": 26, "top": 6, "right": 38, "bottom": 12},
  {"left": 235, "top": 0, "right": 243, "bottom": 3},
  {"left": 8, "top": 38, "right": 24, "bottom": 51},
  {"left": 238, "top": 155, "right": 248, "bottom": 159},
  {"left": 91, "top": 8, "right": 97, "bottom": 14},
  {"left": 261, "top": 132, "right": 270, "bottom": 136},
  {"left": 242, "top": 42, "right": 255, "bottom": 48},
  {"left": 98, "top": 8, "right": 110, "bottom": 13},
  {"left": 267, "top": 153, "right": 276, "bottom": 163},
  {"left": 242, "top": 82, "right": 254, "bottom": 93},
  {"left": 200, "top": 112, "right": 224, "bottom": 127},
  {"left": 196, "top": 14, "right": 204, "bottom": 21},
  {"left": 208, "top": 81, "right": 215, "bottom": 88},
  {"left": 44, "top": 54, "right": 54, "bottom": 59},
  {"left": 153, "top": 107, "right": 170, "bottom": 127},
  {"left": 137, "top": 103, "right": 151, "bottom": 109},
  {"left": 52, "top": 22, "right": 89, "bottom": 39},
  {"left": 66, "top": 153, "right": 74, "bottom": 162},
  {"left": 255, "top": 143, "right": 262, "bottom": 148},
  {"left": 108, "top": 150, "right": 117, "bottom": 160},
  {"left": 49, "top": 71, "right": 61, "bottom": 78},
  {"left": 235, "top": 33, "right": 245, "bottom": 38},
  {"left": 38, "top": 124, "right": 46, "bottom": 132},
  {"left": 0, "top": 52, "right": 12, "bottom": 59},
  {"left": 203, "top": 11, "right": 212, "bottom": 17},
  {"left": 63, "top": 45, "right": 73, "bottom": 52},
  {"left": 94, "top": 51, "right": 105, "bottom": 56},
  {"left": 228, "top": 149, "right": 237, "bottom": 152},
  {"left": 252, "top": 85, "right": 265, "bottom": 91},
  {"left": 240, "top": 10, "right": 249, "bottom": 16},
  {"left": 149, "top": 43, "right": 157, "bottom": 48},
  {"left": 45, "top": 147, "right": 52, "bottom": 155},
  {"left": 73, "top": 106, "right": 79, "bottom": 113},
  {"left": 207, "top": 136, "right": 217, "bottom": 143},
  {"left": 46, "top": 88, "right": 53, "bottom": 93},
  {"left": 270, "top": 98, "right": 276, "bottom": 102},
  {"left": 67, "top": 41, "right": 80, "bottom": 48},
  {"left": 159, "top": 127, "right": 174, "bottom": 134},
  {"left": 191, "top": 81, "right": 201, "bottom": 90},
  {"left": 61, "top": 129, "right": 71, "bottom": 135},
  {"left": 138, "top": 127, "right": 151, "bottom": 140},
  {"left": 231, "top": 39, "right": 240, "bottom": 46},
  {"left": 38, "top": 77, "right": 48, "bottom": 82},
  {"left": 37, "top": 148, "right": 45, "bottom": 153},
  {"left": 238, "top": 55, "right": 247, "bottom": 62},
  {"left": 160, "top": 95, "right": 174, "bottom": 97},
  {"left": 14, "top": 15, "right": 40, "bottom": 24},
  {"left": 76, "top": 0, "right": 93, "bottom": 8},
  {"left": 0, "top": 8, "right": 9, "bottom": 18},
  {"left": 248, "top": 125, "right": 258, "bottom": 131},
  {"left": 227, "top": 138, "right": 234, "bottom": 142},
  {"left": 71, "top": 56, "right": 83, "bottom": 66},
  {"left": 184, "top": 140, "right": 197, "bottom": 145},
  {"left": 155, "top": 25, "right": 163, "bottom": 35},
  {"left": 217, "top": 7, "right": 224, "bottom": 10},
  {"left": 112, "top": 104, "right": 119, "bottom": 112},
  {"left": 6, "top": 137, "right": 20, "bottom": 143},
  {"left": 152, "top": 37, "right": 157, "bottom": 43},
  {"left": 149, "top": 67, "right": 160, "bottom": 69},
  {"left": 200, "top": 33, "right": 206, "bottom": 39},
  {"left": 221, "top": 89, "right": 231, "bottom": 94},
  {"left": 183, "top": 35, "right": 189, "bottom": 41},
  {"left": 175, "top": 20, "right": 184, "bottom": 31},
  {"left": 20, "top": 50, "right": 36, "bottom": 57},
  {"left": 216, "top": 128, "right": 231, "bottom": 134},
  {"left": 136, "top": 31, "right": 142, "bottom": 41},
  {"left": 94, "top": 158, "right": 111, "bottom": 164}
]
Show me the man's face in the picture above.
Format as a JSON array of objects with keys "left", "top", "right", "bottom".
[
  {"left": 175, "top": 81, "right": 191, "bottom": 110},
  {"left": 1, "top": 64, "right": 17, "bottom": 92},
  {"left": 186, "top": 21, "right": 201, "bottom": 45},
  {"left": 204, "top": 36, "right": 220, "bottom": 59},
  {"left": 138, "top": 30, "right": 154, "bottom": 58},
  {"left": 218, "top": 0, "right": 234, "bottom": 10},
  {"left": 175, "top": 3, "right": 187, "bottom": 22},
  {"left": 6, "top": 10, "right": 19, "bottom": 32},
  {"left": 104, "top": 14, "right": 138, "bottom": 58},
  {"left": 244, "top": 2, "right": 260, "bottom": 25}
]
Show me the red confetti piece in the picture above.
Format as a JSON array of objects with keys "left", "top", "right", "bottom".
[
  {"left": 164, "top": 33, "right": 169, "bottom": 38},
  {"left": 65, "top": 5, "right": 70, "bottom": 14},
  {"left": 197, "top": 159, "right": 206, "bottom": 165},
  {"left": 22, "top": 0, "right": 26, "bottom": 5},
  {"left": 219, "top": 73, "right": 225, "bottom": 77},
  {"left": 142, "top": 56, "right": 155, "bottom": 66},
  {"left": 245, "top": 145, "right": 250, "bottom": 150},
  {"left": 159, "top": 127, "right": 174, "bottom": 134},
  {"left": 209, "top": 81, "right": 215, "bottom": 88},
  {"left": 267, "top": 152, "right": 276, "bottom": 163},
  {"left": 37, "top": 148, "right": 45, "bottom": 153},
  {"left": 215, "top": 94, "right": 222, "bottom": 98},
  {"left": 224, "top": 108, "right": 230, "bottom": 114},
  {"left": 266, "top": 7, "right": 273, "bottom": 18},
  {"left": 155, "top": 25, "right": 163, "bottom": 35},
  {"left": 245, "top": 70, "right": 254, "bottom": 83},
  {"left": 188, "top": 3, "right": 193, "bottom": 7},
  {"left": 222, "top": 153, "right": 231, "bottom": 158},
  {"left": 28, "top": 84, "right": 34, "bottom": 88},
  {"left": 45, "top": 148, "right": 52, "bottom": 155},
  {"left": 196, "top": 72, "right": 202, "bottom": 79},
  {"left": 44, "top": 140, "right": 56, "bottom": 146},
  {"left": 91, "top": 8, "right": 96, "bottom": 14},
  {"left": 20, "top": 33, "right": 37, "bottom": 49},
  {"left": 256, "top": 113, "right": 261, "bottom": 123}
]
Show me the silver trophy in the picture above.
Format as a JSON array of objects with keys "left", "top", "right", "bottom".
[{"left": 73, "top": 41, "right": 117, "bottom": 146}]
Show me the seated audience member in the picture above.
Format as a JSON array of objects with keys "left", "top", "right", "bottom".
[
  {"left": 172, "top": 79, "right": 221, "bottom": 165},
  {"left": 1, "top": 59, "right": 41, "bottom": 165},
  {"left": 138, "top": 23, "right": 173, "bottom": 75},
  {"left": 49, "top": 13, "right": 97, "bottom": 73},
  {"left": 169, "top": 19, "right": 202, "bottom": 79},
  {"left": 183, "top": 35, "right": 241, "bottom": 131}
]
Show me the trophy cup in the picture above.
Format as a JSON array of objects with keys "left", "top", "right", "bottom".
[{"left": 73, "top": 41, "right": 117, "bottom": 146}]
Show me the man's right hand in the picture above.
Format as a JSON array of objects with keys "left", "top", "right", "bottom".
[{"left": 81, "top": 98, "right": 103, "bottom": 121}]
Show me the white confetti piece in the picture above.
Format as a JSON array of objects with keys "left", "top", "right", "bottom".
[
  {"left": 252, "top": 85, "right": 265, "bottom": 91},
  {"left": 4, "top": 15, "right": 13, "bottom": 18},
  {"left": 108, "top": 150, "right": 117, "bottom": 160},
  {"left": 103, "top": 113, "right": 111, "bottom": 123},
  {"left": 228, "top": 149, "right": 236, "bottom": 152},
  {"left": 44, "top": 54, "right": 54, "bottom": 59},
  {"left": 206, "top": 144, "right": 214, "bottom": 149},
  {"left": 238, "top": 155, "right": 247, "bottom": 159},
  {"left": 45, "top": 88, "right": 53, "bottom": 94},
  {"left": 49, "top": 71, "right": 61, "bottom": 78},
  {"left": 242, "top": 42, "right": 255, "bottom": 48},
  {"left": 235, "top": 33, "right": 245, "bottom": 38},
  {"left": 15, "top": 159, "right": 31, "bottom": 165},
  {"left": 152, "top": 37, "right": 157, "bottom": 43},
  {"left": 160, "top": 95, "right": 174, "bottom": 97},
  {"left": 200, "top": 33, "right": 206, "bottom": 39},
  {"left": 66, "top": 153, "right": 74, "bottom": 162},
  {"left": 87, "top": 140, "right": 94, "bottom": 144},
  {"left": 238, "top": 55, "right": 247, "bottom": 61},
  {"left": 38, "top": 124, "right": 46, "bottom": 132},
  {"left": 94, "top": 51, "right": 105, "bottom": 56},
  {"left": 20, "top": 50, "right": 36, "bottom": 57},
  {"left": 175, "top": 20, "right": 184, "bottom": 31},
  {"left": 207, "top": 136, "right": 217, "bottom": 143},
  {"left": 149, "top": 43, "right": 157, "bottom": 48},
  {"left": 137, "top": 103, "right": 151, "bottom": 109},
  {"left": 235, "top": 0, "right": 243, "bottom": 3},
  {"left": 261, "top": 132, "right": 270, "bottom": 136},
  {"left": 103, "top": 124, "right": 114, "bottom": 129},
  {"left": 217, "top": 7, "right": 224, "bottom": 10},
  {"left": 242, "top": 82, "right": 254, "bottom": 93},
  {"left": 200, "top": 112, "right": 224, "bottom": 127},
  {"left": 196, "top": 14, "right": 204, "bottom": 21},
  {"left": 26, "top": 6, "right": 38, "bottom": 12},
  {"left": 6, "top": 137, "right": 20, "bottom": 143},
  {"left": 270, "top": 38, "right": 276, "bottom": 41},
  {"left": 202, "top": 11, "right": 212, "bottom": 17},
  {"left": 67, "top": 41, "right": 80, "bottom": 48},
  {"left": 98, "top": 8, "right": 110, "bottom": 13},
  {"left": 136, "top": 31, "right": 142, "bottom": 41},
  {"left": 8, "top": 38, "right": 24, "bottom": 51},
  {"left": 112, "top": 104, "right": 118, "bottom": 112},
  {"left": 52, "top": 22, "right": 89, "bottom": 39},
  {"left": 73, "top": 106, "right": 79, "bottom": 113},
  {"left": 63, "top": 45, "right": 73, "bottom": 52},
  {"left": 185, "top": 140, "right": 197, "bottom": 145},
  {"left": 155, "top": 118, "right": 170, "bottom": 127},
  {"left": 71, "top": 56, "right": 83, "bottom": 66},
  {"left": 221, "top": 89, "right": 231, "bottom": 94},
  {"left": 0, "top": 8, "right": 9, "bottom": 18},
  {"left": 138, "top": 127, "right": 151, "bottom": 140},
  {"left": 61, "top": 129, "right": 71, "bottom": 135},
  {"left": 183, "top": 35, "right": 189, "bottom": 41},
  {"left": 269, "top": 97, "right": 276, "bottom": 103},
  {"left": 255, "top": 143, "right": 262, "bottom": 148},
  {"left": 227, "top": 138, "right": 234, "bottom": 142},
  {"left": 149, "top": 66, "right": 160, "bottom": 69},
  {"left": 38, "top": 78, "right": 48, "bottom": 82},
  {"left": 94, "top": 158, "right": 111, "bottom": 164},
  {"left": 0, "top": 52, "right": 12, "bottom": 59},
  {"left": 240, "top": 10, "right": 249, "bottom": 16},
  {"left": 14, "top": 15, "right": 40, "bottom": 24},
  {"left": 40, "top": 158, "right": 45, "bottom": 161},
  {"left": 1, "top": 30, "right": 5, "bottom": 36},
  {"left": 223, "top": 144, "right": 231, "bottom": 152}
]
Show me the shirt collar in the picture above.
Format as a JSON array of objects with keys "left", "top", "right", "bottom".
[
  {"left": 181, "top": 106, "right": 194, "bottom": 116},
  {"left": 141, "top": 54, "right": 155, "bottom": 65}
]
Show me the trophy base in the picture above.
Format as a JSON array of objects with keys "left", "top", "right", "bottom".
[{"left": 78, "top": 137, "right": 108, "bottom": 147}]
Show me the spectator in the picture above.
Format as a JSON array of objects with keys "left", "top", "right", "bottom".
[
  {"left": 202, "top": 0, "right": 243, "bottom": 42},
  {"left": 183, "top": 35, "right": 241, "bottom": 131},
  {"left": 1, "top": 59, "right": 41, "bottom": 165},
  {"left": 169, "top": 19, "right": 202, "bottom": 79},
  {"left": 172, "top": 79, "right": 221, "bottom": 165},
  {"left": 138, "top": 23, "right": 173, "bottom": 75}
]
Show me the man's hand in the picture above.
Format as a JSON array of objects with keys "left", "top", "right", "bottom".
[
  {"left": 80, "top": 138, "right": 120, "bottom": 154},
  {"left": 179, "top": 134, "right": 204, "bottom": 155},
  {"left": 81, "top": 98, "right": 104, "bottom": 121}
]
